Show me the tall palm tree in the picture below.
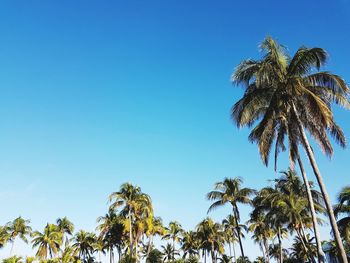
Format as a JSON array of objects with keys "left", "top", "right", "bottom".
[
  {"left": 109, "top": 183, "right": 153, "bottom": 259},
  {"left": 6, "top": 217, "right": 32, "bottom": 256},
  {"left": 207, "top": 177, "right": 254, "bottom": 257},
  {"left": 32, "top": 223, "right": 62, "bottom": 259},
  {"left": 163, "top": 221, "right": 183, "bottom": 261},
  {"left": 334, "top": 186, "right": 350, "bottom": 244},
  {"left": 231, "top": 36, "right": 350, "bottom": 262}
]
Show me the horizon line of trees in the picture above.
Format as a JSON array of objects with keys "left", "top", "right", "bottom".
[{"left": 0, "top": 172, "right": 349, "bottom": 263}]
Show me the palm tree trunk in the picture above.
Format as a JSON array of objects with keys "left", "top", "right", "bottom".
[
  {"left": 228, "top": 242, "right": 233, "bottom": 263},
  {"left": 172, "top": 238, "right": 175, "bottom": 261},
  {"left": 277, "top": 227, "right": 283, "bottom": 263},
  {"left": 232, "top": 241, "right": 237, "bottom": 262},
  {"left": 297, "top": 156, "right": 326, "bottom": 263},
  {"left": 261, "top": 241, "right": 266, "bottom": 261},
  {"left": 128, "top": 211, "right": 133, "bottom": 258},
  {"left": 233, "top": 206, "right": 245, "bottom": 258},
  {"left": 147, "top": 235, "right": 153, "bottom": 258},
  {"left": 264, "top": 239, "right": 270, "bottom": 263},
  {"left": 10, "top": 240, "right": 15, "bottom": 256},
  {"left": 291, "top": 102, "right": 348, "bottom": 263}
]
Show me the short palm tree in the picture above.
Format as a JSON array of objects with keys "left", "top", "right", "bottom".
[
  {"left": 32, "top": 223, "right": 62, "bottom": 259},
  {"left": 163, "top": 221, "right": 183, "bottom": 261},
  {"left": 56, "top": 217, "right": 74, "bottom": 244},
  {"left": 207, "top": 177, "right": 254, "bottom": 257},
  {"left": 109, "top": 183, "right": 153, "bottom": 259},
  {"left": 161, "top": 243, "right": 179, "bottom": 262},
  {"left": 2, "top": 256, "right": 23, "bottom": 263},
  {"left": 334, "top": 186, "right": 350, "bottom": 244},
  {"left": 231, "top": 36, "right": 350, "bottom": 262},
  {"left": 6, "top": 217, "right": 32, "bottom": 256},
  {"left": 72, "top": 230, "right": 96, "bottom": 262}
]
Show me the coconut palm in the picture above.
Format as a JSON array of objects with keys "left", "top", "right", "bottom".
[
  {"left": 72, "top": 230, "right": 96, "bottom": 262},
  {"left": 56, "top": 217, "right": 74, "bottom": 244},
  {"left": 97, "top": 209, "right": 125, "bottom": 263},
  {"left": 162, "top": 221, "right": 183, "bottom": 261},
  {"left": 196, "top": 218, "right": 225, "bottom": 263},
  {"left": 290, "top": 234, "right": 317, "bottom": 262},
  {"left": 109, "top": 183, "right": 153, "bottom": 259},
  {"left": 248, "top": 213, "right": 273, "bottom": 263},
  {"left": 0, "top": 226, "right": 10, "bottom": 249},
  {"left": 223, "top": 214, "right": 247, "bottom": 262},
  {"left": 231, "top": 36, "right": 350, "bottom": 262},
  {"left": 161, "top": 243, "right": 179, "bottom": 262},
  {"left": 6, "top": 217, "right": 32, "bottom": 256},
  {"left": 334, "top": 186, "right": 350, "bottom": 244},
  {"left": 2, "top": 256, "right": 23, "bottom": 263},
  {"left": 207, "top": 177, "right": 254, "bottom": 257},
  {"left": 145, "top": 216, "right": 164, "bottom": 258},
  {"left": 32, "top": 223, "right": 62, "bottom": 259},
  {"left": 181, "top": 230, "right": 199, "bottom": 259}
]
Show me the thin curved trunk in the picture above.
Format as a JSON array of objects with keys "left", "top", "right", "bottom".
[
  {"left": 147, "top": 235, "right": 153, "bottom": 258},
  {"left": 297, "top": 156, "right": 326, "bottom": 263},
  {"left": 10, "top": 240, "right": 15, "bottom": 256},
  {"left": 232, "top": 241, "right": 236, "bottom": 262},
  {"left": 128, "top": 211, "right": 133, "bottom": 258},
  {"left": 291, "top": 102, "right": 348, "bottom": 263},
  {"left": 228, "top": 242, "right": 233, "bottom": 263},
  {"left": 296, "top": 228, "right": 315, "bottom": 263},
  {"left": 264, "top": 239, "right": 270, "bottom": 263},
  {"left": 277, "top": 227, "right": 283, "bottom": 263},
  {"left": 233, "top": 205, "right": 245, "bottom": 257},
  {"left": 260, "top": 241, "right": 266, "bottom": 261}
]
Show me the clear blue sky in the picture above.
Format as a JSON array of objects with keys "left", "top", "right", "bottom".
[{"left": 0, "top": 0, "right": 350, "bottom": 260}]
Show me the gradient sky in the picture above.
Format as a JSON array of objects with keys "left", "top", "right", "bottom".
[{"left": 1, "top": 0, "right": 350, "bottom": 260}]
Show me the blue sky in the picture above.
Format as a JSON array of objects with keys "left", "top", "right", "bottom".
[{"left": 0, "top": 0, "right": 350, "bottom": 260}]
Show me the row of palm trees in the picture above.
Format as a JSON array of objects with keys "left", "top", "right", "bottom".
[
  {"left": 0, "top": 175, "right": 349, "bottom": 263},
  {"left": 1, "top": 37, "right": 350, "bottom": 263}
]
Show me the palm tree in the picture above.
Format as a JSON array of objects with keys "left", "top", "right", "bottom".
[
  {"left": 161, "top": 243, "right": 179, "bottom": 262},
  {"left": 109, "top": 183, "right": 153, "bottom": 259},
  {"left": 207, "top": 177, "right": 254, "bottom": 257},
  {"left": 248, "top": 213, "right": 273, "bottom": 263},
  {"left": 334, "top": 186, "right": 350, "bottom": 244},
  {"left": 223, "top": 214, "right": 246, "bottom": 262},
  {"left": 6, "top": 217, "right": 32, "bottom": 256},
  {"left": 0, "top": 226, "right": 10, "bottom": 249},
  {"left": 72, "top": 230, "right": 96, "bottom": 262},
  {"left": 32, "top": 223, "right": 62, "bottom": 259},
  {"left": 290, "top": 234, "right": 317, "bottom": 262},
  {"left": 196, "top": 218, "right": 225, "bottom": 263},
  {"left": 145, "top": 216, "right": 164, "bottom": 258},
  {"left": 2, "top": 256, "right": 23, "bottom": 263},
  {"left": 56, "top": 217, "right": 74, "bottom": 244},
  {"left": 231, "top": 36, "right": 350, "bottom": 262},
  {"left": 97, "top": 209, "right": 125, "bottom": 263},
  {"left": 181, "top": 230, "right": 199, "bottom": 259},
  {"left": 163, "top": 221, "right": 183, "bottom": 261}
]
